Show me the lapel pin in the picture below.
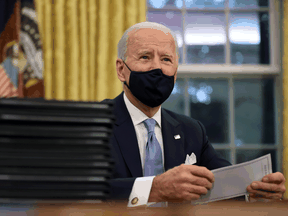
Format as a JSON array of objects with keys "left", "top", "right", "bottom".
[{"left": 174, "top": 134, "right": 181, "bottom": 140}]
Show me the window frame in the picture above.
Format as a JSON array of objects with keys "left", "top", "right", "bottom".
[
  {"left": 147, "top": 0, "right": 281, "bottom": 75},
  {"left": 147, "top": 0, "right": 283, "bottom": 171},
  {"left": 174, "top": 73, "right": 281, "bottom": 171}
]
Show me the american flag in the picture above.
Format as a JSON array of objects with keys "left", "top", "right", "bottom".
[{"left": 0, "top": 65, "right": 18, "bottom": 97}]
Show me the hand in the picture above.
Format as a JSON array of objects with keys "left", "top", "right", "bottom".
[
  {"left": 148, "top": 164, "right": 214, "bottom": 202},
  {"left": 246, "top": 172, "right": 286, "bottom": 200}
]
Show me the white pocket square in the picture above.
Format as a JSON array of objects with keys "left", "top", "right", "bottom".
[
  {"left": 174, "top": 134, "right": 181, "bottom": 139},
  {"left": 185, "top": 153, "right": 196, "bottom": 165}
]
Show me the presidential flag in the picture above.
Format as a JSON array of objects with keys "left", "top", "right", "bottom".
[
  {"left": 20, "top": 0, "right": 44, "bottom": 98},
  {"left": 0, "top": 0, "right": 20, "bottom": 98},
  {"left": 0, "top": 0, "right": 44, "bottom": 98}
]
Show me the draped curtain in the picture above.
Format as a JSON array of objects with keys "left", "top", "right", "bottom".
[
  {"left": 34, "top": 0, "right": 146, "bottom": 101},
  {"left": 283, "top": 0, "right": 288, "bottom": 200}
]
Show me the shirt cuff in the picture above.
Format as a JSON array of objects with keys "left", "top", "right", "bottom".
[{"left": 127, "top": 176, "right": 155, "bottom": 207}]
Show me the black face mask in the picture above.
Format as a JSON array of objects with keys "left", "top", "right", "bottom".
[{"left": 123, "top": 61, "right": 175, "bottom": 108}]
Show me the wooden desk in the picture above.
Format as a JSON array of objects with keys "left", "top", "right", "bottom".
[{"left": 1, "top": 200, "right": 287, "bottom": 216}]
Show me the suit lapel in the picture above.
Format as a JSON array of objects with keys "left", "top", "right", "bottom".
[
  {"left": 113, "top": 93, "right": 143, "bottom": 177},
  {"left": 161, "top": 109, "right": 185, "bottom": 171}
]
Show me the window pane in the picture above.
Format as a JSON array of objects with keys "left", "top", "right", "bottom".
[
  {"left": 236, "top": 150, "right": 276, "bottom": 172},
  {"left": 229, "top": 12, "right": 270, "bottom": 64},
  {"left": 215, "top": 149, "right": 231, "bottom": 163},
  {"left": 229, "top": 0, "right": 268, "bottom": 9},
  {"left": 185, "top": 0, "right": 225, "bottom": 9},
  {"left": 162, "top": 78, "right": 185, "bottom": 115},
  {"left": 234, "top": 79, "right": 275, "bottom": 145},
  {"left": 189, "top": 79, "right": 229, "bottom": 144},
  {"left": 185, "top": 13, "right": 225, "bottom": 64},
  {"left": 147, "top": 11, "right": 183, "bottom": 64},
  {"left": 148, "top": 0, "right": 183, "bottom": 9}
]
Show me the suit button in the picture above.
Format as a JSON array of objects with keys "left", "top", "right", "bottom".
[{"left": 131, "top": 197, "right": 139, "bottom": 205}]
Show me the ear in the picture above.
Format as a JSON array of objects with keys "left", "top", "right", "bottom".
[
  {"left": 174, "top": 61, "right": 178, "bottom": 83},
  {"left": 174, "top": 70, "right": 177, "bottom": 83},
  {"left": 116, "top": 58, "right": 126, "bottom": 82},
  {"left": 173, "top": 56, "right": 178, "bottom": 83}
]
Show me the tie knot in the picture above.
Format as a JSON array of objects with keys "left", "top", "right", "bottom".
[{"left": 143, "top": 118, "right": 156, "bottom": 133}]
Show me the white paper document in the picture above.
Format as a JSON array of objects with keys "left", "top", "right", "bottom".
[{"left": 192, "top": 154, "right": 272, "bottom": 204}]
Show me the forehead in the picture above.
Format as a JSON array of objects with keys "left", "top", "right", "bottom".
[{"left": 127, "top": 28, "right": 176, "bottom": 52}]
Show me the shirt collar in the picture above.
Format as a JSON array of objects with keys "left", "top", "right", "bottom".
[{"left": 123, "top": 92, "right": 161, "bottom": 127}]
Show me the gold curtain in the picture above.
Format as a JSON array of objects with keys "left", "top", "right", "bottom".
[
  {"left": 34, "top": 0, "right": 146, "bottom": 101},
  {"left": 283, "top": 0, "right": 288, "bottom": 200}
]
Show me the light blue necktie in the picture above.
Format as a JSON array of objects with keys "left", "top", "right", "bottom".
[{"left": 143, "top": 118, "right": 164, "bottom": 176}]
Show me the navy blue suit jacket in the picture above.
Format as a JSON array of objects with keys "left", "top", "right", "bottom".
[{"left": 108, "top": 92, "right": 231, "bottom": 200}]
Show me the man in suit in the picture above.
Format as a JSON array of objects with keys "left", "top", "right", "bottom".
[{"left": 108, "top": 22, "right": 286, "bottom": 207}]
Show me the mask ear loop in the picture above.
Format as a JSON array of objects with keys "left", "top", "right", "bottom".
[
  {"left": 121, "top": 59, "right": 131, "bottom": 89},
  {"left": 122, "top": 60, "right": 132, "bottom": 72}
]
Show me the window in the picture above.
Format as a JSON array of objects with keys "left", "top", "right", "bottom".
[{"left": 147, "top": 0, "right": 282, "bottom": 172}]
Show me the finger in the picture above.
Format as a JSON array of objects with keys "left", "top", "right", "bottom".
[
  {"left": 190, "top": 185, "right": 208, "bottom": 196},
  {"left": 250, "top": 181, "right": 286, "bottom": 193},
  {"left": 166, "top": 191, "right": 200, "bottom": 202},
  {"left": 247, "top": 185, "right": 283, "bottom": 199},
  {"left": 178, "top": 171, "right": 213, "bottom": 189},
  {"left": 187, "top": 165, "right": 215, "bottom": 183},
  {"left": 262, "top": 172, "right": 286, "bottom": 184},
  {"left": 248, "top": 190, "right": 283, "bottom": 200},
  {"left": 182, "top": 183, "right": 208, "bottom": 196},
  {"left": 181, "top": 192, "right": 201, "bottom": 202},
  {"left": 179, "top": 182, "right": 208, "bottom": 196},
  {"left": 246, "top": 184, "right": 254, "bottom": 193},
  {"left": 189, "top": 175, "right": 213, "bottom": 190}
]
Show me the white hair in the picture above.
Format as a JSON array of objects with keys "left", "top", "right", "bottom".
[{"left": 117, "top": 21, "right": 179, "bottom": 61}]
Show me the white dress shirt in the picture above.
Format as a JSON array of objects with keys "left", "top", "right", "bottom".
[{"left": 123, "top": 93, "right": 164, "bottom": 207}]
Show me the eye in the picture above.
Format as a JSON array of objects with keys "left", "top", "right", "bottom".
[
  {"left": 141, "top": 56, "right": 149, "bottom": 60},
  {"left": 163, "top": 57, "right": 172, "bottom": 62}
]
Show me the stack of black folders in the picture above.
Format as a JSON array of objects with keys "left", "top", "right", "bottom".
[{"left": 0, "top": 98, "right": 114, "bottom": 201}]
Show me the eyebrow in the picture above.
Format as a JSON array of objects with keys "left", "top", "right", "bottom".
[
  {"left": 137, "top": 50, "right": 152, "bottom": 55},
  {"left": 162, "top": 53, "right": 173, "bottom": 58},
  {"left": 137, "top": 50, "right": 174, "bottom": 57}
]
